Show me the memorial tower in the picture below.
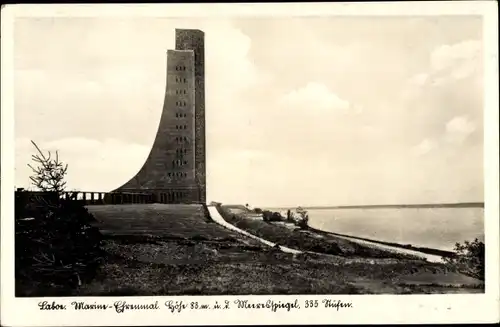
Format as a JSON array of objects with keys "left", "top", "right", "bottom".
[{"left": 113, "top": 29, "right": 206, "bottom": 203}]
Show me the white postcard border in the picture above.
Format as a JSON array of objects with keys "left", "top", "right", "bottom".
[{"left": 1, "top": 2, "right": 499, "bottom": 326}]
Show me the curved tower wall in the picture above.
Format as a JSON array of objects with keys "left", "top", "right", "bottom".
[{"left": 113, "top": 29, "right": 205, "bottom": 203}]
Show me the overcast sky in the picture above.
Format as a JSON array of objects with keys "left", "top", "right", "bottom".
[{"left": 14, "top": 16, "right": 484, "bottom": 206}]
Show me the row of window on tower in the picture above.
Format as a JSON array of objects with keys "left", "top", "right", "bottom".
[
  {"left": 175, "top": 77, "right": 187, "bottom": 83},
  {"left": 175, "top": 125, "right": 187, "bottom": 130},
  {"left": 175, "top": 90, "right": 187, "bottom": 95},
  {"left": 175, "top": 66, "right": 187, "bottom": 71},
  {"left": 176, "top": 113, "right": 187, "bottom": 118},
  {"left": 168, "top": 172, "right": 188, "bottom": 178},
  {"left": 175, "top": 136, "right": 188, "bottom": 142},
  {"left": 176, "top": 148, "right": 188, "bottom": 155},
  {"left": 176, "top": 101, "right": 187, "bottom": 106},
  {"left": 172, "top": 159, "right": 188, "bottom": 167}
]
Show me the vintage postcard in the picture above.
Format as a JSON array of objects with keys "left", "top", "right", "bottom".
[{"left": 1, "top": 2, "right": 499, "bottom": 326}]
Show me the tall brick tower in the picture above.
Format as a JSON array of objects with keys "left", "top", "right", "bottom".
[
  {"left": 175, "top": 29, "right": 206, "bottom": 204},
  {"left": 113, "top": 29, "right": 206, "bottom": 203}
]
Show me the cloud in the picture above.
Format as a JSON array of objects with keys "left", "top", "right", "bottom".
[
  {"left": 15, "top": 137, "right": 150, "bottom": 191},
  {"left": 279, "top": 82, "right": 350, "bottom": 112},
  {"left": 430, "top": 40, "right": 481, "bottom": 72},
  {"left": 409, "top": 73, "right": 429, "bottom": 86},
  {"left": 206, "top": 22, "right": 268, "bottom": 92},
  {"left": 445, "top": 115, "right": 477, "bottom": 144},
  {"left": 411, "top": 115, "right": 477, "bottom": 157},
  {"left": 412, "top": 138, "right": 438, "bottom": 157},
  {"left": 410, "top": 39, "right": 482, "bottom": 88}
]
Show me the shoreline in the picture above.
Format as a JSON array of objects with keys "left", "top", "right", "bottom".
[
  {"left": 217, "top": 205, "right": 433, "bottom": 261},
  {"left": 211, "top": 205, "right": 446, "bottom": 262},
  {"left": 266, "top": 202, "right": 484, "bottom": 210},
  {"left": 221, "top": 204, "right": 456, "bottom": 259},
  {"left": 307, "top": 226, "right": 456, "bottom": 258}
]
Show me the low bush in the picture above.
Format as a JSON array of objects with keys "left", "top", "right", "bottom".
[
  {"left": 262, "top": 210, "right": 284, "bottom": 222},
  {"left": 16, "top": 193, "right": 104, "bottom": 294},
  {"left": 443, "top": 238, "right": 484, "bottom": 281}
]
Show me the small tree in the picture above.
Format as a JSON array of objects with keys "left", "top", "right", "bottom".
[
  {"left": 16, "top": 142, "right": 103, "bottom": 294},
  {"left": 27, "top": 141, "right": 68, "bottom": 193},
  {"left": 296, "top": 207, "right": 309, "bottom": 229},
  {"left": 443, "top": 238, "right": 485, "bottom": 281}
]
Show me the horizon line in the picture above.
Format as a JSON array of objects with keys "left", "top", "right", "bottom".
[{"left": 260, "top": 201, "right": 485, "bottom": 209}]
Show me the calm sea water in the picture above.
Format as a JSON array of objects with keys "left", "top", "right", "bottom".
[{"left": 306, "top": 207, "right": 484, "bottom": 251}]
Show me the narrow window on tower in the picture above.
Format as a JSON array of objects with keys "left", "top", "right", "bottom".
[
  {"left": 184, "top": 90, "right": 186, "bottom": 94},
  {"left": 183, "top": 101, "right": 186, "bottom": 106},
  {"left": 183, "top": 78, "right": 187, "bottom": 83}
]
